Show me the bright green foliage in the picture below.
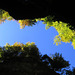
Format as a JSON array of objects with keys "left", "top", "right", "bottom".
[
  {"left": 35, "top": 16, "right": 54, "bottom": 29},
  {"left": 52, "top": 21, "right": 74, "bottom": 44},
  {"left": 0, "top": 9, "right": 13, "bottom": 24},
  {"left": 54, "top": 35, "right": 61, "bottom": 45},
  {"left": 40, "top": 16, "right": 75, "bottom": 49},
  {"left": 5, "top": 42, "right": 36, "bottom": 51}
]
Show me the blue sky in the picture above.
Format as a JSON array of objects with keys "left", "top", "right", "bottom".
[{"left": 0, "top": 20, "right": 75, "bottom": 69}]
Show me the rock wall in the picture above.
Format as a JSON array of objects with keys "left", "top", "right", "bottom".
[{"left": 0, "top": 0, "right": 75, "bottom": 29}]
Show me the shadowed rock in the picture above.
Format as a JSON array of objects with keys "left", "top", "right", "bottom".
[{"left": 0, "top": 0, "right": 75, "bottom": 29}]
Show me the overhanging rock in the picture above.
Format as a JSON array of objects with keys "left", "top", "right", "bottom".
[{"left": 0, "top": 0, "right": 75, "bottom": 29}]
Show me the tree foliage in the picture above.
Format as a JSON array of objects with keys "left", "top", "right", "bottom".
[
  {"left": 49, "top": 53, "right": 70, "bottom": 71},
  {"left": 18, "top": 19, "right": 36, "bottom": 29},
  {"left": 38, "top": 16, "right": 75, "bottom": 49},
  {"left": 0, "top": 42, "right": 72, "bottom": 75},
  {"left": 0, "top": 9, "right": 13, "bottom": 23},
  {"left": 0, "top": 9, "right": 36, "bottom": 29}
]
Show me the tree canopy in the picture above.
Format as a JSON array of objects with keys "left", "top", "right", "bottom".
[
  {"left": 38, "top": 16, "right": 75, "bottom": 49},
  {"left": 0, "top": 42, "right": 73, "bottom": 75}
]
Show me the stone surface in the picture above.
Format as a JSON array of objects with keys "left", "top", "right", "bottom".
[{"left": 0, "top": 0, "right": 75, "bottom": 29}]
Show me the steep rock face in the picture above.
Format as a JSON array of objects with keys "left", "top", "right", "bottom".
[
  {"left": 0, "top": 0, "right": 75, "bottom": 28},
  {"left": 0, "top": 0, "right": 52, "bottom": 19}
]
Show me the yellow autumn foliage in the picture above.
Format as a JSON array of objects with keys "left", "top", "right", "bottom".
[{"left": 41, "top": 16, "right": 75, "bottom": 49}]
